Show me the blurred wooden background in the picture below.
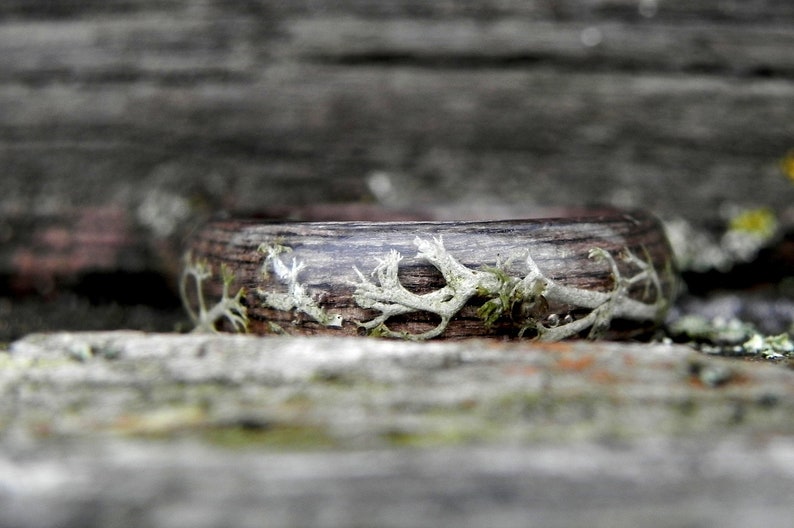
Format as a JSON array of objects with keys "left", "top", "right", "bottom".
[
  {"left": 1, "top": 0, "right": 793, "bottom": 298},
  {"left": 2, "top": 6, "right": 794, "bottom": 522}
]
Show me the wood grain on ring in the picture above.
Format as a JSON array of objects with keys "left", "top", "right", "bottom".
[{"left": 184, "top": 210, "right": 677, "bottom": 340}]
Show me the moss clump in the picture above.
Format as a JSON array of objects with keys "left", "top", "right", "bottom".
[
  {"left": 381, "top": 427, "right": 477, "bottom": 448},
  {"left": 203, "top": 422, "right": 337, "bottom": 451}
]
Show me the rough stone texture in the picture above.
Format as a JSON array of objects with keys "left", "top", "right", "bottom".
[{"left": 1, "top": 332, "right": 794, "bottom": 526}]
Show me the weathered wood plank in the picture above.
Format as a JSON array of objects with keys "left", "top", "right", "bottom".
[
  {"left": 0, "top": 2, "right": 794, "bottom": 222},
  {"left": 1, "top": 0, "right": 793, "bottom": 285},
  {"left": 287, "top": 18, "right": 794, "bottom": 76},
  {"left": 4, "top": 438, "right": 794, "bottom": 528},
  {"left": 2, "top": 67, "right": 791, "bottom": 215},
  {"left": 6, "top": 332, "right": 794, "bottom": 444},
  {"left": 5, "top": 14, "right": 794, "bottom": 80},
  {"left": 3, "top": 0, "right": 794, "bottom": 22},
  {"left": 2, "top": 332, "right": 794, "bottom": 527}
]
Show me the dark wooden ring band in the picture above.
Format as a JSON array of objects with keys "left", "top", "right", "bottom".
[{"left": 182, "top": 209, "right": 678, "bottom": 340}]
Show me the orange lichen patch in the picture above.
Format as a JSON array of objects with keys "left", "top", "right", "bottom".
[
  {"left": 484, "top": 339, "right": 513, "bottom": 350},
  {"left": 622, "top": 354, "right": 637, "bottom": 368},
  {"left": 458, "top": 398, "right": 478, "bottom": 410},
  {"left": 527, "top": 341, "right": 575, "bottom": 354},
  {"left": 686, "top": 377, "right": 709, "bottom": 390},
  {"left": 590, "top": 369, "right": 620, "bottom": 384},
  {"left": 503, "top": 365, "right": 542, "bottom": 377},
  {"left": 32, "top": 421, "right": 55, "bottom": 438},
  {"left": 555, "top": 354, "right": 597, "bottom": 372}
]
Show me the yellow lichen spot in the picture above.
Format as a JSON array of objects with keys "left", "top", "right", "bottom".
[
  {"left": 780, "top": 149, "right": 794, "bottom": 183},
  {"left": 729, "top": 207, "right": 778, "bottom": 240}
]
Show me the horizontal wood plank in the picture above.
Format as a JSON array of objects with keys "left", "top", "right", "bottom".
[
  {"left": 2, "top": 67, "right": 791, "bottom": 214},
  {"left": 1, "top": 0, "right": 793, "bottom": 283}
]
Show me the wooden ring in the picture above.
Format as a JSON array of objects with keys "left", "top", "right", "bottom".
[{"left": 182, "top": 209, "right": 678, "bottom": 340}]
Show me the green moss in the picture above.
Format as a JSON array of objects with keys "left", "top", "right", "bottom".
[
  {"left": 0, "top": 354, "right": 73, "bottom": 371},
  {"left": 0, "top": 353, "right": 17, "bottom": 369},
  {"left": 113, "top": 405, "right": 208, "bottom": 438},
  {"left": 674, "top": 398, "right": 698, "bottom": 417},
  {"left": 366, "top": 323, "right": 395, "bottom": 338},
  {"left": 475, "top": 264, "right": 544, "bottom": 330},
  {"left": 110, "top": 399, "right": 337, "bottom": 450},
  {"left": 381, "top": 427, "right": 476, "bottom": 448},
  {"left": 310, "top": 369, "right": 358, "bottom": 386},
  {"left": 491, "top": 391, "right": 553, "bottom": 417},
  {"left": 203, "top": 422, "right": 337, "bottom": 451}
]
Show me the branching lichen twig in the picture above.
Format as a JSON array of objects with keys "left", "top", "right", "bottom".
[
  {"left": 352, "top": 236, "right": 504, "bottom": 339},
  {"left": 180, "top": 252, "right": 248, "bottom": 333},
  {"left": 352, "top": 237, "right": 669, "bottom": 341},
  {"left": 257, "top": 243, "right": 343, "bottom": 327}
]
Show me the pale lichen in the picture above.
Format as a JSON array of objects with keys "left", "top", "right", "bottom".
[
  {"left": 669, "top": 314, "right": 794, "bottom": 361},
  {"left": 180, "top": 252, "right": 248, "bottom": 333},
  {"left": 665, "top": 207, "right": 779, "bottom": 273},
  {"left": 352, "top": 237, "right": 503, "bottom": 339},
  {"left": 352, "top": 236, "right": 669, "bottom": 341},
  {"left": 742, "top": 332, "right": 794, "bottom": 360},
  {"left": 257, "top": 243, "right": 344, "bottom": 327}
]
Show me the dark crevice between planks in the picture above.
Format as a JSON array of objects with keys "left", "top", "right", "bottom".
[
  {"left": 0, "top": 69, "right": 255, "bottom": 88},
  {"left": 673, "top": 232, "right": 794, "bottom": 335},
  {"left": 306, "top": 51, "right": 794, "bottom": 80},
  {"left": 682, "top": 232, "right": 794, "bottom": 296},
  {"left": 0, "top": 271, "right": 185, "bottom": 342}
]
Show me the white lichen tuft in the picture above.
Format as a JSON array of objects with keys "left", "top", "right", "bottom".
[
  {"left": 257, "top": 243, "right": 343, "bottom": 327},
  {"left": 352, "top": 237, "right": 669, "bottom": 341},
  {"left": 352, "top": 236, "right": 504, "bottom": 339},
  {"left": 180, "top": 252, "right": 249, "bottom": 333}
]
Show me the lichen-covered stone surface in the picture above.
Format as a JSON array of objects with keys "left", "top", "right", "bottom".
[{"left": 2, "top": 332, "right": 793, "bottom": 527}]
